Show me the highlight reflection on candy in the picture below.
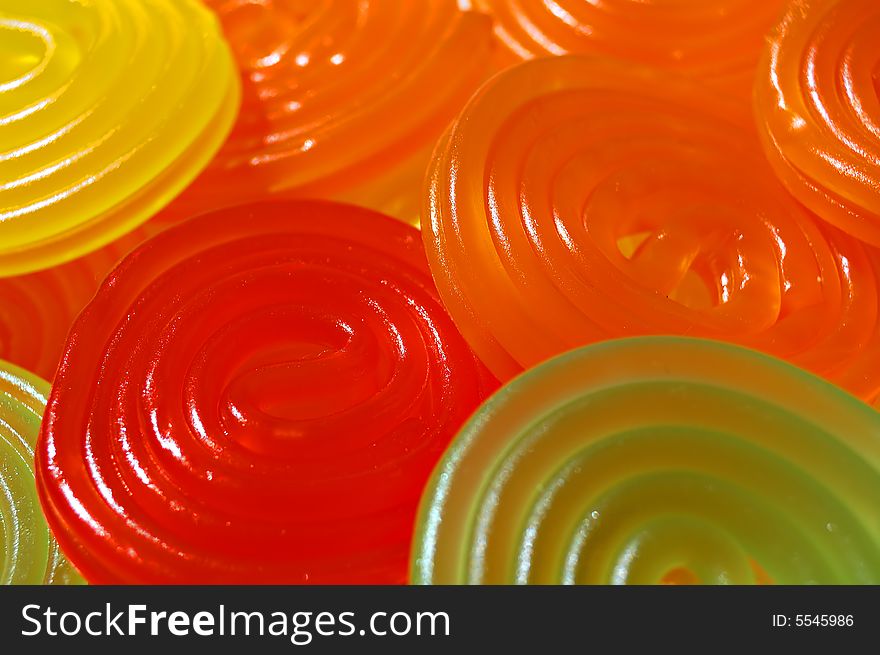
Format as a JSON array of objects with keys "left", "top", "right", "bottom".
[
  {"left": 424, "top": 56, "right": 880, "bottom": 402},
  {"left": 0, "top": 0, "right": 239, "bottom": 276},
  {"left": 0, "top": 227, "right": 151, "bottom": 381},
  {"left": 1, "top": 360, "right": 82, "bottom": 584},
  {"left": 36, "top": 200, "right": 497, "bottom": 584},
  {"left": 755, "top": 0, "right": 880, "bottom": 245},
  {"left": 473, "top": 0, "right": 785, "bottom": 96},
  {"left": 159, "top": 0, "right": 492, "bottom": 225},
  {"left": 412, "top": 337, "right": 880, "bottom": 585}
]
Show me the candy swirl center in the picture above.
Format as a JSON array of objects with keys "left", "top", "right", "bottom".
[{"left": 36, "top": 201, "right": 495, "bottom": 583}]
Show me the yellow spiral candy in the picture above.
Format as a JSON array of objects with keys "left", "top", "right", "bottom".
[
  {"left": 412, "top": 337, "right": 880, "bottom": 584},
  {"left": 0, "top": 0, "right": 239, "bottom": 276},
  {"left": 1, "top": 360, "right": 82, "bottom": 584}
]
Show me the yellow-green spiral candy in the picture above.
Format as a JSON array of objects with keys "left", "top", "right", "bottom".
[
  {"left": 0, "top": 0, "right": 239, "bottom": 276},
  {"left": 412, "top": 337, "right": 880, "bottom": 584},
  {"left": 1, "top": 360, "right": 82, "bottom": 584}
]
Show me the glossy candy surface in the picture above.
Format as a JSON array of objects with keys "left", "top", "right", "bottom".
[
  {"left": 755, "top": 0, "right": 880, "bottom": 245},
  {"left": 159, "top": 0, "right": 492, "bottom": 226},
  {"left": 425, "top": 55, "right": 880, "bottom": 402},
  {"left": 473, "top": 0, "right": 785, "bottom": 97},
  {"left": 0, "top": 0, "right": 239, "bottom": 276},
  {"left": 412, "top": 337, "right": 880, "bottom": 585},
  {"left": 0, "top": 360, "right": 82, "bottom": 584},
  {"left": 36, "top": 200, "right": 496, "bottom": 584}
]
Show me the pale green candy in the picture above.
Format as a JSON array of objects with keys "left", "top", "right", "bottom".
[
  {"left": 412, "top": 337, "right": 880, "bottom": 585},
  {"left": 0, "top": 360, "right": 83, "bottom": 584}
]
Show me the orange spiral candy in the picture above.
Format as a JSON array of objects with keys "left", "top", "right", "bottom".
[
  {"left": 425, "top": 55, "right": 880, "bottom": 402},
  {"left": 160, "top": 0, "right": 493, "bottom": 225},
  {"left": 0, "top": 227, "right": 151, "bottom": 381},
  {"left": 472, "top": 0, "right": 785, "bottom": 97},
  {"left": 755, "top": 0, "right": 880, "bottom": 245}
]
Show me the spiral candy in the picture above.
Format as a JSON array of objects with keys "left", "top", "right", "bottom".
[
  {"left": 424, "top": 55, "right": 880, "bottom": 402},
  {"left": 36, "top": 200, "right": 496, "bottom": 583},
  {"left": 0, "top": 227, "right": 152, "bottom": 381},
  {"left": 158, "top": 0, "right": 492, "bottom": 225},
  {"left": 1, "top": 360, "right": 82, "bottom": 584},
  {"left": 754, "top": 0, "right": 880, "bottom": 245},
  {"left": 412, "top": 337, "right": 880, "bottom": 585},
  {"left": 0, "top": 0, "right": 239, "bottom": 276},
  {"left": 473, "top": 0, "right": 785, "bottom": 97}
]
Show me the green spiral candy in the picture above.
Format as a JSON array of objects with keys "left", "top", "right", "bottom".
[
  {"left": 411, "top": 337, "right": 880, "bottom": 584},
  {"left": 1, "top": 360, "right": 82, "bottom": 584}
]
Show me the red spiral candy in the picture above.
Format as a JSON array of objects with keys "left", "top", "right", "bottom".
[{"left": 35, "top": 200, "right": 496, "bottom": 583}]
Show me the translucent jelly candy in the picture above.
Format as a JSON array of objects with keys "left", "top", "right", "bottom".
[
  {"left": 412, "top": 337, "right": 880, "bottom": 585},
  {"left": 158, "top": 0, "right": 492, "bottom": 226},
  {"left": 0, "top": 360, "right": 82, "bottom": 584},
  {"left": 424, "top": 55, "right": 880, "bottom": 402},
  {"left": 0, "top": 0, "right": 239, "bottom": 276},
  {"left": 0, "top": 227, "right": 151, "bottom": 380},
  {"left": 473, "top": 0, "right": 785, "bottom": 97},
  {"left": 36, "top": 200, "right": 496, "bottom": 584},
  {"left": 755, "top": 0, "right": 880, "bottom": 245}
]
